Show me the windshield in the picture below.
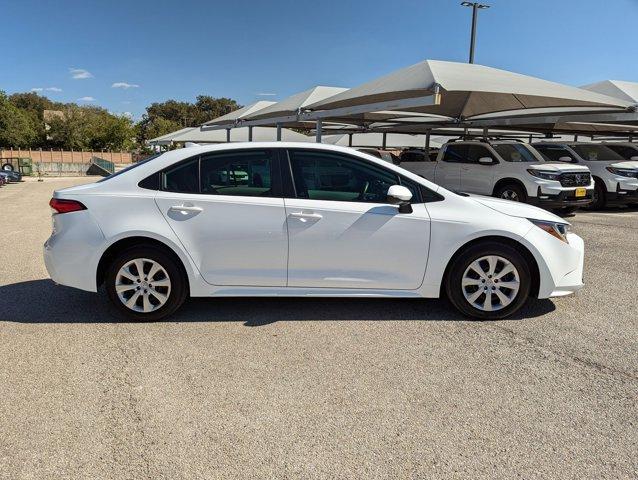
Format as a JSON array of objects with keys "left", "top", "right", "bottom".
[
  {"left": 97, "top": 153, "right": 163, "bottom": 182},
  {"left": 492, "top": 143, "right": 540, "bottom": 162},
  {"left": 571, "top": 145, "right": 625, "bottom": 162}
]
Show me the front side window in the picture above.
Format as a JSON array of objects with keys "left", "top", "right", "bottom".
[
  {"left": 288, "top": 150, "right": 400, "bottom": 203},
  {"left": 466, "top": 145, "right": 495, "bottom": 164},
  {"left": 493, "top": 144, "right": 539, "bottom": 162},
  {"left": 200, "top": 150, "right": 274, "bottom": 197},
  {"left": 571, "top": 145, "right": 626, "bottom": 162},
  {"left": 534, "top": 145, "right": 576, "bottom": 163}
]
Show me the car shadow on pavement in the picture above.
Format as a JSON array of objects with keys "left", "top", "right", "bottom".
[{"left": 0, "top": 279, "right": 556, "bottom": 325}]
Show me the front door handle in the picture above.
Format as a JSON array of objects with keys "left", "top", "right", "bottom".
[{"left": 169, "top": 205, "right": 203, "bottom": 213}]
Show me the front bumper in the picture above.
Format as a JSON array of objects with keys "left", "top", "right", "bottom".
[
  {"left": 605, "top": 185, "right": 638, "bottom": 205},
  {"left": 529, "top": 190, "right": 593, "bottom": 208},
  {"left": 523, "top": 228, "right": 585, "bottom": 299}
]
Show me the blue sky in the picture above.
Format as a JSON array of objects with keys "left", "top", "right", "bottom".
[{"left": 1, "top": 0, "right": 637, "bottom": 120}]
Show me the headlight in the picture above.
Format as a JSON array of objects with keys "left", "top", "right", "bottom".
[
  {"left": 528, "top": 219, "right": 570, "bottom": 243},
  {"left": 606, "top": 167, "right": 638, "bottom": 178},
  {"left": 527, "top": 169, "right": 561, "bottom": 181}
]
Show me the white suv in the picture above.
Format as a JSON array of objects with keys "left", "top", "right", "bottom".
[
  {"left": 401, "top": 140, "right": 593, "bottom": 212},
  {"left": 44, "top": 142, "right": 585, "bottom": 321},
  {"left": 533, "top": 142, "right": 638, "bottom": 208}
]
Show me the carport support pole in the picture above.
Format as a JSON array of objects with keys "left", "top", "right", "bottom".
[
  {"left": 483, "top": 127, "right": 488, "bottom": 140},
  {"left": 226, "top": 128, "right": 231, "bottom": 142},
  {"left": 425, "top": 131, "right": 431, "bottom": 155},
  {"left": 276, "top": 124, "right": 282, "bottom": 141},
  {"left": 574, "top": 134, "right": 578, "bottom": 142},
  {"left": 315, "top": 120, "right": 323, "bottom": 143},
  {"left": 348, "top": 133, "right": 353, "bottom": 147},
  {"left": 248, "top": 126, "right": 253, "bottom": 142},
  {"left": 382, "top": 132, "right": 387, "bottom": 149}
]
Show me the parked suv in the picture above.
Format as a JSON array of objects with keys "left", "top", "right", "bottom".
[
  {"left": 401, "top": 140, "right": 593, "bottom": 212},
  {"left": 533, "top": 142, "right": 638, "bottom": 208},
  {"left": 602, "top": 142, "right": 638, "bottom": 160}
]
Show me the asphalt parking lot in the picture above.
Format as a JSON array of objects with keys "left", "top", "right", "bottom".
[{"left": 0, "top": 177, "right": 636, "bottom": 479}]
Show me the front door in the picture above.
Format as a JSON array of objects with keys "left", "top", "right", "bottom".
[
  {"left": 154, "top": 149, "right": 288, "bottom": 286},
  {"left": 283, "top": 149, "right": 431, "bottom": 290}
]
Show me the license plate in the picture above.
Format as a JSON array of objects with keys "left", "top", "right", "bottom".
[{"left": 575, "top": 187, "right": 586, "bottom": 198}]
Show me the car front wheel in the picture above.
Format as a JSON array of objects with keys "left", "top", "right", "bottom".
[
  {"left": 106, "top": 247, "right": 187, "bottom": 321},
  {"left": 445, "top": 242, "right": 532, "bottom": 320}
]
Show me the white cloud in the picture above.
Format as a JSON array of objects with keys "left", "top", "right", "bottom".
[
  {"left": 112, "top": 82, "right": 139, "bottom": 89},
  {"left": 31, "top": 87, "right": 62, "bottom": 93},
  {"left": 123, "top": 111, "right": 133, "bottom": 118},
  {"left": 77, "top": 96, "right": 96, "bottom": 102},
  {"left": 257, "top": 92, "right": 277, "bottom": 96},
  {"left": 121, "top": 100, "right": 132, "bottom": 104},
  {"left": 70, "top": 68, "right": 93, "bottom": 79}
]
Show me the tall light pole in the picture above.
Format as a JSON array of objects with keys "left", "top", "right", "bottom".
[{"left": 461, "top": 2, "right": 490, "bottom": 64}]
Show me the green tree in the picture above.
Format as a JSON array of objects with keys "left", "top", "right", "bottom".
[{"left": 0, "top": 91, "right": 38, "bottom": 147}]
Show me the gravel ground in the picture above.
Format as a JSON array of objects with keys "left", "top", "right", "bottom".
[{"left": 0, "top": 177, "right": 636, "bottom": 479}]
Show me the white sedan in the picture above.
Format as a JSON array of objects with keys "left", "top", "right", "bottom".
[{"left": 44, "top": 143, "right": 585, "bottom": 321}]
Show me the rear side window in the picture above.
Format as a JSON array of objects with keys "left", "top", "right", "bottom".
[
  {"left": 162, "top": 158, "right": 199, "bottom": 193},
  {"left": 200, "top": 150, "right": 274, "bottom": 197},
  {"left": 534, "top": 145, "right": 576, "bottom": 162},
  {"left": 442, "top": 145, "right": 469, "bottom": 163}
]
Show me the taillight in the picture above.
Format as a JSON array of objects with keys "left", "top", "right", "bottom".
[{"left": 49, "top": 198, "right": 87, "bottom": 214}]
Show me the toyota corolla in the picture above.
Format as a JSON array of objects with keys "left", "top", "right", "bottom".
[{"left": 44, "top": 143, "right": 585, "bottom": 320}]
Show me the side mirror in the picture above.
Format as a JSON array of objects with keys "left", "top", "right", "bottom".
[
  {"left": 387, "top": 185, "right": 413, "bottom": 214},
  {"left": 558, "top": 156, "right": 573, "bottom": 162},
  {"left": 478, "top": 157, "right": 494, "bottom": 165}
]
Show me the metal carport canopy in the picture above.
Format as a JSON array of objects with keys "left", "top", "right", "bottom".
[{"left": 307, "top": 60, "right": 632, "bottom": 118}]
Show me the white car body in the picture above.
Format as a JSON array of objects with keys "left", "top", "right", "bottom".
[
  {"left": 44, "top": 142, "right": 585, "bottom": 319},
  {"left": 533, "top": 142, "right": 638, "bottom": 205},
  {"left": 401, "top": 140, "right": 594, "bottom": 209}
]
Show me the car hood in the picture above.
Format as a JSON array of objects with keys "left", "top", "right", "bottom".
[
  {"left": 610, "top": 160, "right": 638, "bottom": 170},
  {"left": 469, "top": 195, "right": 566, "bottom": 223},
  {"left": 527, "top": 163, "right": 589, "bottom": 173}
]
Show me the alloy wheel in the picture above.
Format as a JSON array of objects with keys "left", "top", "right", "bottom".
[
  {"left": 461, "top": 255, "right": 521, "bottom": 312},
  {"left": 115, "top": 258, "right": 172, "bottom": 313},
  {"left": 500, "top": 190, "right": 520, "bottom": 201}
]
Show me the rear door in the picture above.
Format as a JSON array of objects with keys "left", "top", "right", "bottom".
[
  {"left": 282, "top": 149, "right": 431, "bottom": 290},
  {"left": 460, "top": 144, "right": 497, "bottom": 194},
  {"left": 435, "top": 145, "right": 464, "bottom": 190},
  {"left": 154, "top": 149, "right": 288, "bottom": 286}
]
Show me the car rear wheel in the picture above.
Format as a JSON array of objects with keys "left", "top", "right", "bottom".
[
  {"left": 106, "top": 247, "right": 187, "bottom": 321},
  {"left": 445, "top": 242, "right": 532, "bottom": 320},
  {"left": 1, "top": 163, "right": 14, "bottom": 172},
  {"left": 495, "top": 184, "right": 527, "bottom": 203}
]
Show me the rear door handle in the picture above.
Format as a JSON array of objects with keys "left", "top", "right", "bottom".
[
  {"left": 169, "top": 205, "right": 203, "bottom": 213},
  {"left": 289, "top": 212, "right": 323, "bottom": 221}
]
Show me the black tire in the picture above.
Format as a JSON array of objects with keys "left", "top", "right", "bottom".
[
  {"left": 494, "top": 183, "right": 527, "bottom": 203},
  {"left": 555, "top": 206, "right": 578, "bottom": 216},
  {"left": 445, "top": 241, "right": 532, "bottom": 320},
  {"left": 105, "top": 246, "right": 187, "bottom": 321},
  {"left": 588, "top": 181, "right": 606, "bottom": 209},
  {"left": 1, "top": 163, "right": 14, "bottom": 172}
]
